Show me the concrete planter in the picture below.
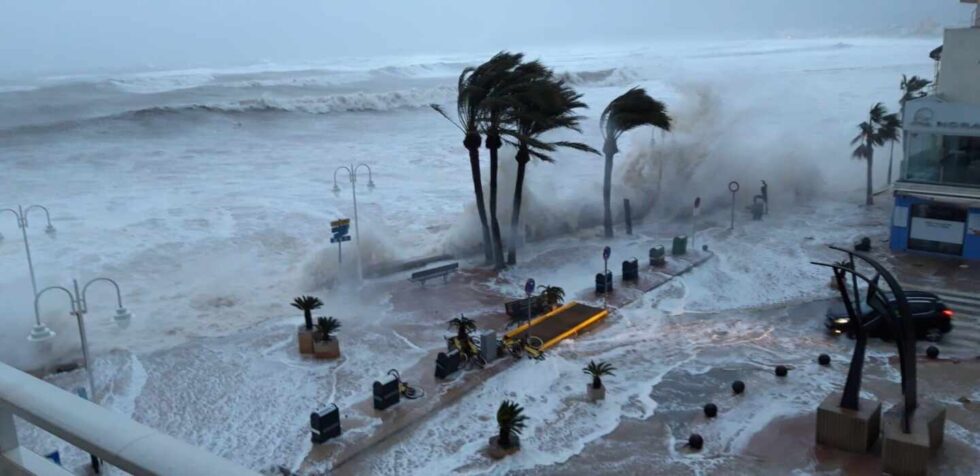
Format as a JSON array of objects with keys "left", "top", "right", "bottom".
[
  {"left": 488, "top": 435, "right": 520, "bottom": 459},
  {"left": 815, "top": 392, "right": 881, "bottom": 453},
  {"left": 313, "top": 338, "right": 341, "bottom": 360},
  {"left": 297, "top": 325, "right": 315, "bottom": 355},
  {"left": 587, "top": 383, "right": 606, "bottom": 402}
]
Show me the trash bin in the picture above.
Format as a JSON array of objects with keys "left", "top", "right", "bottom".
[
  {"left": 373, "top": 374, "right": 400, "bottom": 410},
  {"left": 649, "top": 245, "right": 666, "bottom": 266},
  {"left": 672, "top": 235, "right": 688, "bottom": 256},
  {"left": 311, "top": 403, "right": 341, "bottom": 443},
  {"left": 435, "top": 349, "right": 460, "bottom": 379},
  {"left": 751, "top": 198, "right": 764, "bottom": 220},
  {"left": 622, "top": 259, "right": 639, "bottom": 282},
  {"left": 595, "top": 271, "right": 614, "bottom": 294}
]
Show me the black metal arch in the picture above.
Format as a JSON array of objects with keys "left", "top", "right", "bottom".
[{"left": 811, "top": 246, "right": 917, "bottom": 433}]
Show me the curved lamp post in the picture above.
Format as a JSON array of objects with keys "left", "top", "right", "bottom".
[
  {"left": 31, "top": 277, "right": 133, "bottom": 402},
  {"left": 2, "top": 205, "right": 57, "bottom": 336},
  {"left": 332, "top": 163, "right": 375, "bottom": 279}
]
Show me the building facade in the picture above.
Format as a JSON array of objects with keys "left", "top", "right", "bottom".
[{"left": 891, "top": 22, "right": 980, "bottom": 260}]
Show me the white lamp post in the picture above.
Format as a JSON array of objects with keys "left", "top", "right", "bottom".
[
  {"left": 332, "top": 163, "right": 375, "bottom": 279},
  {"left": 31, "top": 277, "right": 133, "bottom": 402},
  {"left": 2, "top": 203, "right": 56, "bottom": 298}
]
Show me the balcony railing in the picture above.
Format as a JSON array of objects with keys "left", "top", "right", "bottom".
[{"left": 0, "top": 361, "right": 260, "bottom": 476}]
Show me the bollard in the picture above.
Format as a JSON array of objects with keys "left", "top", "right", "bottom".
[
  {"left": 435, "top": 349, "right": 461, "bottom": 379},
  {"left": 703, "top": 403, "right": 718, "bottom": 418},
  {"left": 688, "top": 434, "right": 704, "bottom": 450},
  {"left": 480, "top": 330, "right": 497, "bottom": 365},
  {"left": 311, "top": 404, "right": 341, "bottom": 444},
  {"left": 926, "top": 346, "right": 939, "bottom": 359},
  {"left": 622, "top": 259, "right": 639, "bottom": 282},
  {"left": 649, "top": 246, "right": 666, "bottom": 266},
  {"left": 775, "top": 365, "right": 788, "bottom": 377},
  {"left": 818, "top": 354, "right": 831, "bottom": 366},
  {"left": 373, "top": 374, "right": 401, "bottom": 410},
  {"left": 732, "top": 380, "right": 745, "bottom": 394},
  {"left": 595, "top": 271, "right": 614, "bottom": 294},
  {"left": 671, "top": 235, "right": 688, "bottom": 256}
]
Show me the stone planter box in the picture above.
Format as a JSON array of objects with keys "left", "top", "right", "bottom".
[
  {"left": 298, "top": 325, "right": 315, "bottom": 355},
  {"left": 815, "top": 392, "right": 881, "bottom": 453},
  {"left": 488, "top": 435, "right": 520, "bottom": 459},
  {"left": 313, "top": 339, "right": 341, "bottom": 360},
  {"left": 587, "top": 383, "right": 606, "bottom": 402}
]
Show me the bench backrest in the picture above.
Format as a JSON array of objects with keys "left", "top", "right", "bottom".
[{"left": 411, "top": 262, "right": 459, "bottom": 279}]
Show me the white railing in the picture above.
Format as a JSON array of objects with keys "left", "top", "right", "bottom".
[{"left": 0, "top": 361, "right": 260, "bottom": 476}]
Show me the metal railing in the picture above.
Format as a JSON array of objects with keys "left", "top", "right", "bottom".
[{"left": 0, "top": 361, "right": 260, "bottom": 476}]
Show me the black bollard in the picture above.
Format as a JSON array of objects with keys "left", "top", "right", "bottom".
[
  {"left": 926, "top": 346, "right": 940, "bottom": 359},
  {"left": 688, "top": 433, "right": 704, "bottom": 450},
  {"left": 703, "top": 403, "right": 718, "bottom": 418},
  {"left": 310, "top": 404, "right": 342, "bottom": 444},
  {"left": 775, "top": 365, "right": 788, "bottom": 377},
  {"left": 818, "top": 354, "right": 831, "bottom": 366},
  {"left": 732, "top": 380, "right": 745, "bottom": 394}
]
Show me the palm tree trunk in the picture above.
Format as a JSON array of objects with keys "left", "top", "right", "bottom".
[
  {"left": 603, "top": 151, "right": 614, "bottom": 238},
  {"left": 866, "top": 143, "right": 875, "bottom": 206},
  {"left": 507, "top": 146, "right": 529, "bottom": 265},
  {"left": 487, "top": 130, "right": 506, "bottom": 270},
  {"left": 465, "top": 132, "right": 493, "bottom": 263},
  {"left": 304, "top": 310, "right": 313, "bottom": 330},
  {"left": 592, "top": 376, "right": 602, "bottom": 389},
  {"left": 499, "top": 427, "right": 510, "bottom": 448}
]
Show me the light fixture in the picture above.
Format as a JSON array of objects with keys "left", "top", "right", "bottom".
[
  {"left": 28, "top": 323, "right": 56, "bottom": 342},
  {"left": 332, "top": 184, "right": 341, "bottom": 195},
  {"left": 367, "top": 179, "right": 376, "bottom": 190},
  {"left": 113, "top": 307, "right": 133, "bottom": 328},
  {"left": 45, "top": 224, "right": 56, "bottom": 235}
]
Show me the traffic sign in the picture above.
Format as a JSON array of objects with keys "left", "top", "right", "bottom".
[
  {"left": 602, "top": 246, "right": 611, "bottom": 261},
  {"left": 330, "top": 235, "right": 351, "bottom": 243},
  {"left": 525, "top": 279, "right": 536, "bottom": 295},
  {"left": 330, "top": 218, "right": 351, "bottom": 229}
]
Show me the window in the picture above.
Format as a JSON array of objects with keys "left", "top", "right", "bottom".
[
  {"left": 907, "top": 203, "right": 967, "bottom": 255},
  {"left": 903, "top": 133, "right": 980, "bottom": 187}
]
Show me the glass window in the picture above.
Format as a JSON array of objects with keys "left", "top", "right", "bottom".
[
  {"left": 904, "top": 133, "right": 942, "bottom": 182},
  {"left": 903, "top": 133, "right": 980, "bottom": 187}
]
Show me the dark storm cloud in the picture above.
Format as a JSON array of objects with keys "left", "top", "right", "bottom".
[{"left": 0, "top": 0, "right": 969, "bottom": 77}]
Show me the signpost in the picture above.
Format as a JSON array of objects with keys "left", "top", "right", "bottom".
[
  {"left": 692, "top": 196, "right": 701, "bottom": 248},
  {"left": 330, "top": 218, "right": 352, "bottom": 264},
  {"left": 602, "top": 246, "right": 611, "bottom": 295},
  {"left": 728, "top": 181, "right": 740, "bottom": 230},
  {"left": 524, "top": 278, "right": 535, "bottom": 341}
]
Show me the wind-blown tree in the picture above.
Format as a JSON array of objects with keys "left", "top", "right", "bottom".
[
  {"left": 483, "top": 58, "right": 551, "bottom": 270},
  {"left": 431, "top": 55, "right": 512, "bottom": 264},
  {"left": 583, "top": 360, "right": 616, "bottom": 389},
  {"left": 887, "top": 75, "right": 932, "bottom": 184},
  {"left": 291, "top": 295, "right": 323, "bottom": 330},
  {"left": 503, "top": 75, "right": 598, "bottom": 264},
  {"left": 448, "top": 314, "right": 477, "bottom": 347},
  {"left": 314, "top": 316, "right": 341, "bottom": 342},
  {"left": 538, "top": 284, "right": 565, "bottom": 309},
  {"left": 600, "top": 88, "right": 672, "bottom": 238},
  {"left": 495, "top": 400, "right": 528, "bottom": 449},
  {"left": 852, "top": 103, "right": 900, "bottom": 206}
]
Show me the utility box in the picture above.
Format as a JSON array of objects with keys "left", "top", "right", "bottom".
[
  {"left": 373, "top": 374, "right": 400, "bottom": 411},
  {"left": 649, "top": 246, "right": 666, "bottom": 266},
  {"left": 435, "top": 349, "right": 461, "bottom": 380},
  {"left": 672, "top": 236, "right": 688, "bottom": 256},
  {"left": 479, "top": 330, "right": 497, "bottom": 364},
  {"left": 622, "top": 259, "right": 639, "bottom": 282},
  {"left": 595, "top": 271, "right": 614, "bottom": 294},
  {"left": 311, "top": 403, "right": 341, "bottom": 444}
]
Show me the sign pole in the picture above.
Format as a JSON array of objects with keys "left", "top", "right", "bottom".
[
  {"left": 524, "top": 279, "right": 535, "bottom": 344},
  {"left": 692, "top": 196, "right": 701, "bottom": 249},
  {"left": 728, "top": 181, "right": 740, "bottom": 231}
]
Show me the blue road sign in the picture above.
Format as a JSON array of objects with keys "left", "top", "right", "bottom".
[
  {"left": 603, "top": 246, "right": 611, "bottom": 261},
  {"left": 330, "top": 235, "right": 351, "bottom": 244},
  {"left": 524, "top": 279, "right": 536, "bottom": 295}
]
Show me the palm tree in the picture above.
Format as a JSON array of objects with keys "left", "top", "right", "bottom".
[
  {"left": 496, "top": 400, "right": 528, "bottom": 449},
  {"left": 448, "top": 314, "right": 477, "bottom": 346},
  {"left": 852, "top": 103, "right": 899, "bottom": 206},
  {"left": 504, "top": 75, "right": 598, "bottom": 264},
  {"left": 886, "top": 75, "right": 932, "bottom": 184},
  {"left": 291, "top": 295, "right": 323, "bottom": 330},
  {"left": 431, "top": 54, "right": 518, "bottom": 264},
  {"left": 314, "top": 316, "right": 341, "bottom": 342},
  {"left": 538, "top": 285, "right": 565, "bottom": 309},
  {"left": 600, "top": 88, "right": 672, "bottom": 238},
  {"left": 583, "top": 360, "right": 616, "bottom": 389}
]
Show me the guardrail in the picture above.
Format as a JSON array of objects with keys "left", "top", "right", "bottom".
[{"left": 0, "top": 361, "right": 260, "bottom": 476}]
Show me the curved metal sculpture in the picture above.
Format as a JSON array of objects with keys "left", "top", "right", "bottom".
[{"left": 812, "top": 247, "right": 917, "bottom": 433}]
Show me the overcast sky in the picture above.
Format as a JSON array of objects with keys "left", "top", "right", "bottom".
[{"left": 0, "top": 0, "right": 971, "bottom": 77}]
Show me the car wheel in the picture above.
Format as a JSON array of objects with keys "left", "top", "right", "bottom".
[{"left": 924, "top": 328, "right": 943, "bottom": 342}]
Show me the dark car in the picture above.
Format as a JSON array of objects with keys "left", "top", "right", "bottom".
[{"left": 825, "top": 291, "right": 954, "bottom": 341}]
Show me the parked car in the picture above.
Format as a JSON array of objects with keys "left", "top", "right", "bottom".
[{"left": 825, "top": 291, "right": 954, "bottom": 341}]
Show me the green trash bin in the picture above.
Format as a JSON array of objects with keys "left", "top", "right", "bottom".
[
  {"left": 649, "top": 245, "right": 666, "bottom": 266},
  {"left": 672, "top": 235, "right": 688, "bottom": 256}
]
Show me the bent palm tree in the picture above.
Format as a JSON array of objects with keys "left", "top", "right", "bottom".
[
  {"left": 887, "top": 75, "right": 932, "bottom": 184},
  {"left": 852, "top": 103, "right": 899, "bottom": 206},
  {"left": 496, "top": 400, "right": 528, "bottom": 449},
  {"left": 291, "top": 295, "right": 323, "bottom": 330},
  {"left": 314, "top": 316, "right": 341, "bottom": 342},
  {"left": 504, "top": 76, "right": 598, "bottom": 264},
  {"left": 600, "top": 88, "right": 671, "bottom": 238},
  {"left": 583, "top": 360, "right": 616, "bottom": 389},
  {"left": 448, "top": 314, "right": 477, "bottom": 345}
]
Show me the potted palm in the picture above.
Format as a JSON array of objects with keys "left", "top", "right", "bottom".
[
  {"left": 292, "top": 295, "right": 323, "bottom": 354},
  {"left": 489, "top": 400, "right": 528, "bottom": 458},
  {"left": 538, "top": 285, "right": 565, "bottom": 310},
  {"left": 448, "top": 315, "right": 478, "bottom": 357},
  {"left": 583, "top": 360, "right": 615, "bottom": 401},
  {"left": 313, "top": 316, "right": 341, "bottom": 359}
]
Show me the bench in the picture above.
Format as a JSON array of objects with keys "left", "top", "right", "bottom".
[
  {"left": 409, "top": 262, "right": 459, "bottom": 285},
  {"left": 504, "top": 294, "right": 549, "bottom": 319}
]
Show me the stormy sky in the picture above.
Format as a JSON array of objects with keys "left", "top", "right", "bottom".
[{"left": 0, "top": 0, "right": 971, "bottom": 77}]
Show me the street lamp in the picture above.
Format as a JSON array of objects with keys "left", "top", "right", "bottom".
[
  {"left": 31, "top": 277, "right": 133, "bottom": 402},
  {"left": 332, "top": 163, "right": 375, "bottom": 279},
  {"left": 1, "top": 204, "right": 56, "bottom": 297}
]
